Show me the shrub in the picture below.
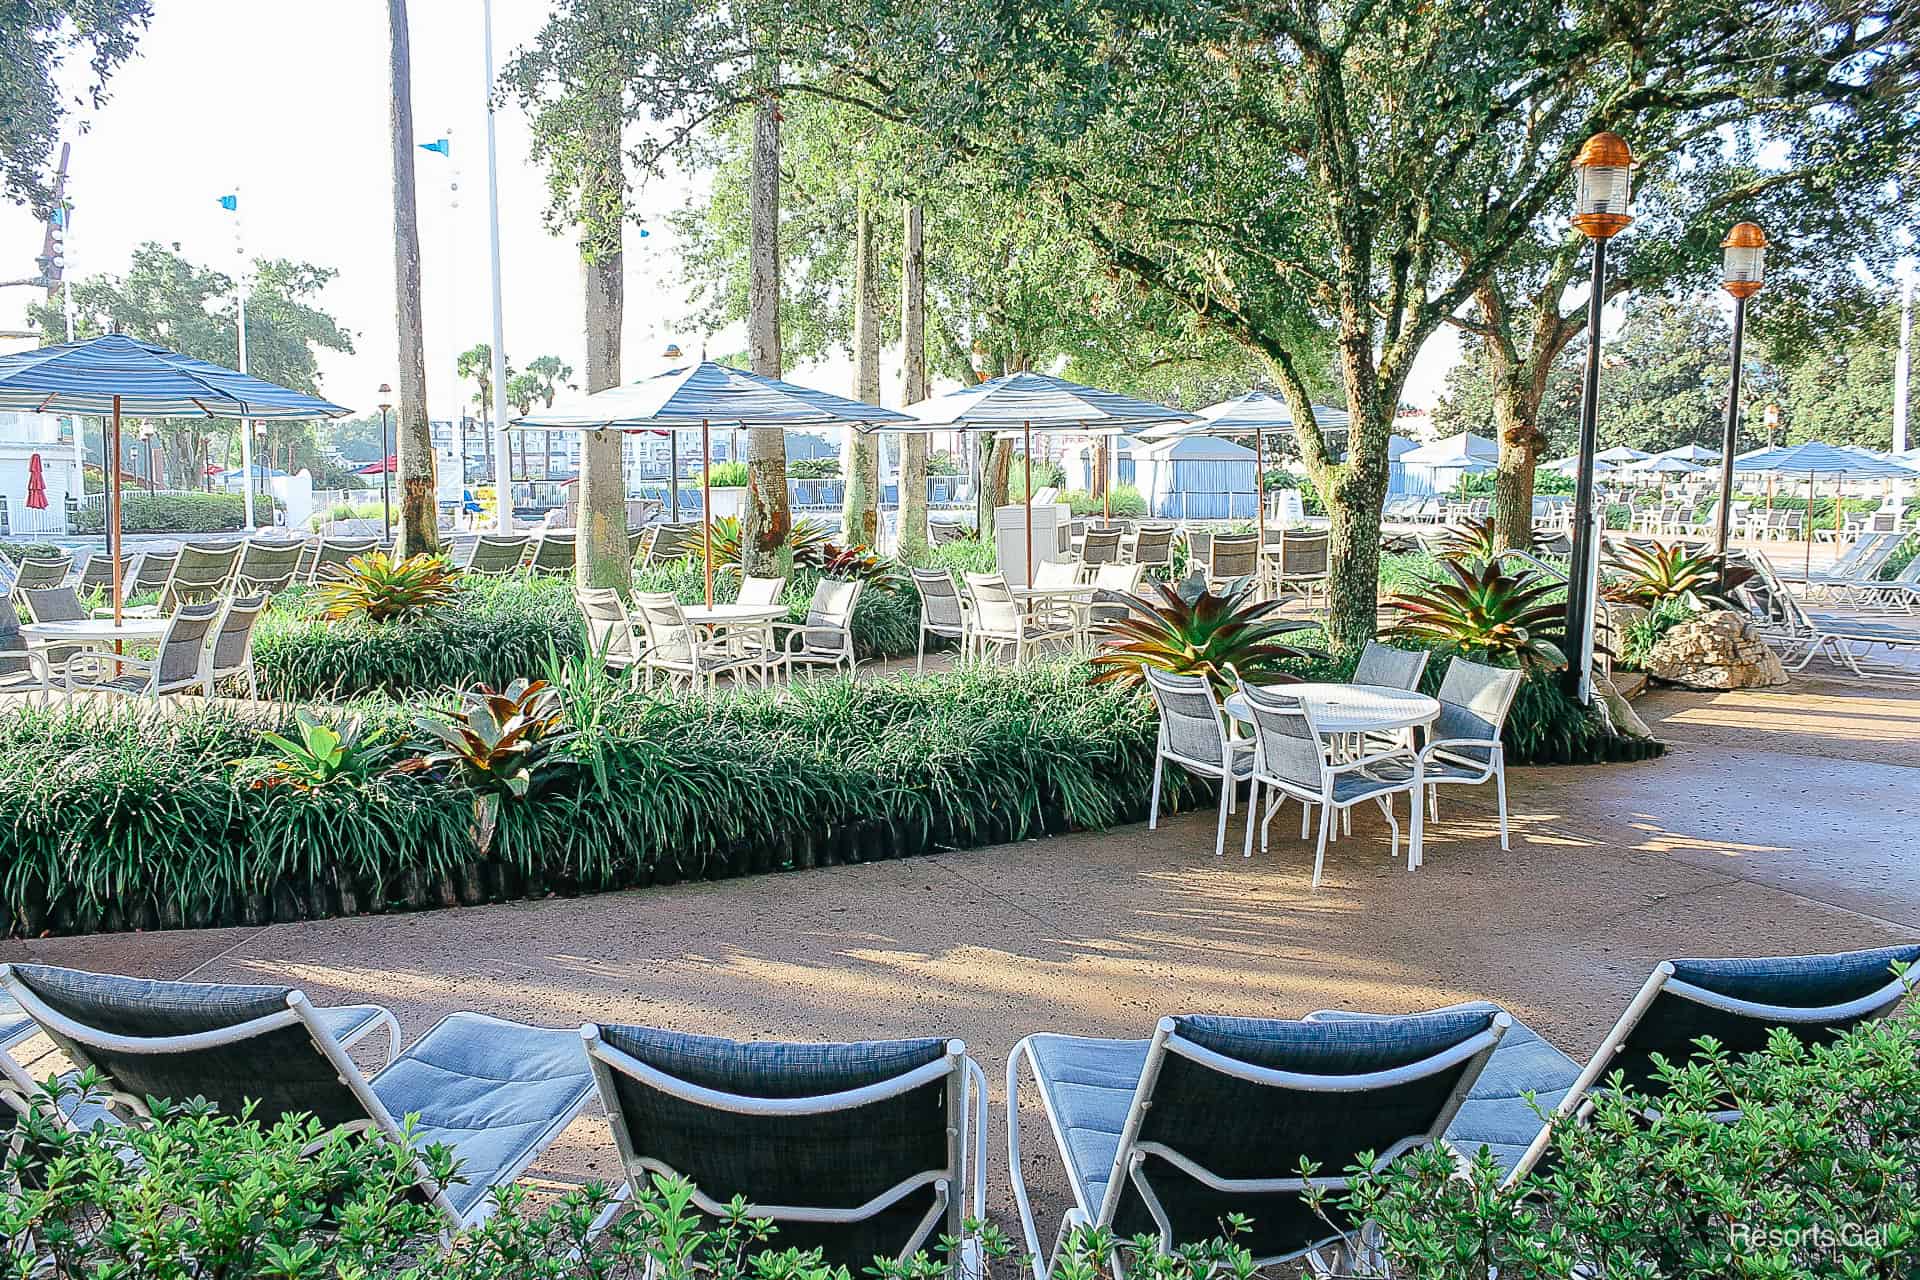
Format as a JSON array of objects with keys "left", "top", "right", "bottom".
[
  {"left": 919, "top": 536, "right": 998, "bottom": 576},
  {"left": 1090, "top": 580, "right": 1327, "bottom": 695},
  {"left": 69, "top": 491, "right": 276, "bottom": 534},
  {"left": 788, "top": 456, "right": 841, "bottom": 479},
  {"left": 1316, "top": 1005, "right": 1920, "bottom": 1279},
  {"left": 1603, "top": 540, "right": 1750, "bottom": 609},
  {"left": 1063, "top": 485, "right": 1148, "bottom": 518},
  {"left": 700, "top": 460, "right": 750, "bottom": 487},
  {"left": 0, "top": 539, "right": 60, "bottom": 561},
  {"left": 398, "top": 678, "right": 576, "bottom": 854},
  {"left": 1383, "top": 558, "right": 1569, "bottom": 669},
  {"left": 1617, "top": 597, "right": 1700, "bottom": 672},
  {"left": 0, "top": 661, "right": 1178, "bottom": 936},
  {"left": 1262, "top": 467, "right": 1327, "bottom": 515},
  {"left": 254, "top": 576, "right": 587, "bottom": 701},
  {"left": 317, "top": 551, "right": 461, "bottom": 623}
]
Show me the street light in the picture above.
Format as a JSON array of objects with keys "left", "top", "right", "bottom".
[
  {"left": 1563, "top": 131, "right": 1633, "bottom": 706},
  {"left": 663, "top": 343, "right": 683, "bottom": 521},
  {"left": 138, "top": 423, "right": 157, "bottom": 491},
  {"left": 377, "top": 383, "right": 394, "bottom": 541},
  {"left": 1713, "top": 222, "right": 1766, "bottom": 590},
  {"left": 254, "top": 423, "right": 269, "bottom": 527}
]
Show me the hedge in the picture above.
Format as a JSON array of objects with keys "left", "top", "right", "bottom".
[
  {"left": 0, "top": 661, "right": 1177, "bottom": 937},
  {"left": 70, "top": 492, "right": 272, "bottom": 534}
]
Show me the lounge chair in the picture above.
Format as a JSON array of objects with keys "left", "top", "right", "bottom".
[
  {"left": 646, "top": 523, "right": 700, "bottom": 565},
  {"left": 1308, "top": 942, "right": 1919, "bottom": 1185},
  {"left": 583, "top": 1026, "right": 985, "bottom": 1267},
  {"left": 71, "top": 551, "right": 134, "bottom": 595},
  {"left": 0, "top": 963, "right": 595, "bottom": 1229},
  {"left": 464, "top": 534, "right": 530, "bottom": 576},
  {"left": 1006, "top": 1010, "right": 1509, "bottom": 1275},
  {"left": 123, "top": 542, "right": 241, "bottom": 616},
  {"left": 8, "top": 554, "right": 71, "bottom": 598},
  {"left": 527, "top": 533, "right": 577, "bottom": 577},
  {"left": 1778, "top": 533, "right": 1897, "bottom": 594},
  {"left": 1142, "top": 667, "right": 1254, "bottom": 857},
  {"left": 128, "top": 549, "right": 179, "bottom": 597},
  {"left": 910, "top": 568, "right": 969, "bottom": 670},
  {"left": 311, "top": 536, "right": 379, "bottom": 581},
  {"left": 231, "top": 539, "right": 306, "bottom": 594},
  {"left": 774, "top": 578, "right": 863, "bottom": 678}
]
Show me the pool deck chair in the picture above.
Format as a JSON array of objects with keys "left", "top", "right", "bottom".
[
  {"left": 582, "top": 1026, "right": 986, "bottom": 1270},
  {"left": 464, "top": 534, "right": 530, "bottom": 576},
  {"left": 0, "top": 964, "right": 596, "bottom": 1229},
  {"left": 1006, "top": 1010, "right": 1508, "bottom": 1277}
]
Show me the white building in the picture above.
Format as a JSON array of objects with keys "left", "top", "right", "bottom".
[{"left": 0, "top": 411, "right": 76, "bottom": 538}]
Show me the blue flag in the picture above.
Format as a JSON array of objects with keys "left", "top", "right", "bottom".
[
  {"left": 217, "top": 194, "right": 237, "bottom": 211},
  {"left": 420, "top": 138, "right": 450, "bottom": 156}
]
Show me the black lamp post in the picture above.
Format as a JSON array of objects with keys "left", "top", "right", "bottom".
[
  {"left": 253, "top": 424, "right": 269, "bottom": 526},
  {"left": 663, "top": 343, "right": 683, "bottom": 521},
  {"left": 377, "top": 383, "right": 394, "bottom": 540},
  {"left": 1563, "top": 131, "right": 1634, "bottom": 705},
  {"left": 138, "top": 423, "right": 157, "bottom": 491},
  {"left": 1714, "top": 222, "right": 1766, "bottom": 593}
]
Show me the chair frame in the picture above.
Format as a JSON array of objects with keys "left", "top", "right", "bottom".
[
  {"left": 964, "top": 573, "right": 1074, "bottom": 667},
  {"left": 62, "top": 601, "right": 223, "bottom": 701},
  {"left": 1142, "top": 667, "right": 1254, "bottom": 858},
  {"left": 774, "top": 579, "right": 864, "bottom": 678},
  {"left": 582, "top": 1028, "right": 987, "bottom": 1262},
  {"left": 910, "top": 568, "right": 971, "bottom": 672},
  {"left": 1417, "top": 661, "right": 1523, "bottom": 854},
  {"left": 1006, "top": 1013, "right": 1509, "bottom": 1279}
]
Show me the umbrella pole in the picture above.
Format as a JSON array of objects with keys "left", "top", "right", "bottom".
[
  {"left": 1255, "top": 428, "right": 1266, "bottom": 594},
  {"left": 1102, "top": 435, "right": 1111, "bottom": 521},
  {"left": 702, "top": 419, "right": 714, "bottom": 608},
  {"left": 110, "top": 395, "right": 124, "bottom": 627},
  {"left": 1804, "top": 469, "right": 1814, "bottom": 583},
  {"left": 670, "top": 432, "right": 680, "bottom": 522},
  {"left": 1024, "top": 421, "right": 1034, "bottom": 586}
]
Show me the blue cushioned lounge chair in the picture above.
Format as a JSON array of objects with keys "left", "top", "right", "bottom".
[
  {"left": 583, "top": 1025, "right": 986, "bottom": 1269},
  {"left": 1005, "top": 1010, "right": 1509, "bottom": 1277},
  {"left": 1307, "top": 942, "right": 1920, "bottom": 1185},
  {"left": 0, "top": 964, "right": 594, "bottom": 1228}
]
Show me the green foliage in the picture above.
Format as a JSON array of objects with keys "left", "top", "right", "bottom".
[
  {"left": 788, "top": 457, "right": 841, "bottom": 479},
  {"left": 399, "top": 679, "right": 575, "bottom": 855},
  {"left": 254, "top": 577, "right": 588, "bottom": 702},
  {"left": 70, "top": 491, "right": 255, "bottom": 534},
  {"left": 317, "top": 552, "right": 461, "bottom": 624},
  {"left": 1261, "top": 469, "right": 1327, "bottom": 516},
  {"left": 1603, "top": 541, "right": 1749, "bottom": 610},
  {"left": 1089, "top": 580, "right": 1327, "bottom": 696},
  {"left": 0, "top": 661, "right": 1174, "bottom": 935},
  {"left": 701, "top": 460, "right": 751, "bottom": 487},
  {"left": 1318, "top": 1005, "right": 1920, "bottom": 1278},
  {"left": 0, "top": 540, "right": 60, "bottom": 562},
  {"left": 700, "top": 514, "right": 835, "bottom": 573},
  {"left": 1063, "top": 486, "right": 1147, "bottom": 518},
  {"left": 0, "top": 3, "right": 149, "bottom": 212},
  {"left": 1617, "top": 597, "right": 1702, "bottom": 672},
  {"left": 236, "top": 710, "right": 384, "bottom": 792},
  {"left": 1007, "top": 459, "right": 1067, "bottom": 501},
  {"left": 919, "top": 537, "right": 998, "bottom": 576},
  {"left": 1384, "top": 559, "right": 1569, "bottom": 669}
]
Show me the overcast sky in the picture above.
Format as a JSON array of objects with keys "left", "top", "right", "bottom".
[{"left": 0, "top": 0, "right": 1458, "bottom": 420}]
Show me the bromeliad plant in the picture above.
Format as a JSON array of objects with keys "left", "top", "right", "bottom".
[
  {"left": 818, "top": 542, "right": 902, "bottom": 593},
  {"left": 234, "top": 711, "right": 383, "bottom": 792},
  {"left": 317, "top": 551, "right": 460, "bottom": 624},
  {"left": 1603, "top": 539, "right": 1752, "bottom": 609},
  {"left": 1433, "top": 517, "right": 1557, "bottom": 566},
  {"left": 397, "top": 678, "right": 575, "bottom": 855},
  {"left": 1090, "top": 579, "right": 1326, "bottom": 695},
  {"left": 702, "top": 514, "right": 835, "bottom": 573},
  {"left": 1384, "top": 559, "right": 1569, "bottom": 668}
]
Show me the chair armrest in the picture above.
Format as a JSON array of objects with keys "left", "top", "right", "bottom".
[
  {"left": 64, "top": 650, "right": 154, "bottom": 685},
  {"left": 1327, "top": 747, "right": 1419, "bottom": 775},
  {"left": 1419, "top": 736, "right": 1502, "bottom": 757}
]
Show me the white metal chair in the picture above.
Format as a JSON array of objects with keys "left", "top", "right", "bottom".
[
  {"left": 773, "top": 578, "right": 863, "bottom": 678},
  {"left": 632, "top": 591, "right": 766, "bottom": 691},
  {"left": 963, "top": 572, "right": 1073, "bottom": 666},
  {"left": 1235, "top": 679, "right": 1425, "bottom": 886},
  {"left": 1412, "top": 658, "right": 1523, "bottom": 851},
  {"left": 207, "top": 593, "right": 269, "bottom": 699},
  {"left": 576, "top": 587, "right": 644, "bottom": 675},
  {"left": 737, "top": 574, "right": 787, "bottom": 607},
  {"left": 63, "top": 601, "right": 223, "bottom": 701},
  {"left": 909, "top": 567, "right": 970, "bottom": 671},
  {"left": 1141, "top": 666, "right": 1254, "bottom": 858}
]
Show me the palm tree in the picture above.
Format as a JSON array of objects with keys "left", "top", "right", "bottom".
[
  {"left": 457, "top": 343, "right": 499, "bottom": 473},
  {"left": 387, "top": 0, "right": 437, "bottom": 553}
]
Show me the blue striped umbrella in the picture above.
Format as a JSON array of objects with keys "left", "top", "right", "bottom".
[
  {"left": 1139, "top": 391, "right": 1350, "bottom": 547},
  {"left": 1730, "top": 441, "right": 1919, "bottom": 577},
  {"left": 516, "top": 361, "right": 913, "bottom": 604},
  {"left": 0, "top": 334, "right": 350, "bottom": 618}
]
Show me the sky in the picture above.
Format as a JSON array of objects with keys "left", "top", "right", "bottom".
[{"left": 0, "top": 0, "right": 1460, "bottom": 421}]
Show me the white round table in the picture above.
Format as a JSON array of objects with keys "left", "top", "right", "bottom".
[
  {"left": 681, "top": 604, "right": 788, "bottom": 627},
  {"left": 1224, "top": 682, "right": 1440, "bottom": 736},
  {"left": 21, "top": 618, "right": 171, "bottom": 647}
]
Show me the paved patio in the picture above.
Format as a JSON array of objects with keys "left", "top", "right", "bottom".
[{"left": 2, "top": 663, "right": 1914, "bottom": 1236}]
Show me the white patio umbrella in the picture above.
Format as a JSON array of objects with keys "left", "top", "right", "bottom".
[
  {"left": 1597, "top": 445, "right": 1651, "bottom": 463},
  {"left": 1141, "top": 391, "right": 1351, "bottom": 551},
  {"left": 515, "top": 361, "right": 911, "bottom": 605},
  {"left": 1732, "top": 441, "right": 1920, "bottom": 579},
  {"left": 886, "top": 372, "right": 1195, "bottom": 581},
  {"left": 1548, "top": 454, "right": 1617, "bottom": 477},
  {"left": 1652, "top": 443, "right": 1721, "bottom": 463}
]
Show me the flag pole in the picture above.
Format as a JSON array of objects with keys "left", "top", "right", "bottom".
[
  {"left": 702, "top": 419, "right": 714, "bottom": 607},
  {"left": 109, "top": 395, "right": 123, "bottom": 625}
]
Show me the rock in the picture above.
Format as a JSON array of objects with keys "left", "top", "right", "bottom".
[{"left": 1646, "top": 609, "right": 1787, "bottom": 690}]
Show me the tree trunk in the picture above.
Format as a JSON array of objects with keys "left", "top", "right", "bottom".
[
  {"left": 577, "top": 108, "right": 627, "bottom": 592},
  {"left": 842, "top": 188, "right": 879, "bottom": 546},
  {"left": 898, "top": 200, "right": 929, "bottom": 561},
  {"left": 743, "top": 79, "right": 789, "bottom": 575},
  {"left": 1490, "top": 371, "right": 1545, "bottom": 552},
  {"left": 979, "top": 437, "right": 1013, "bottom": 535},
  {"left": 387, "top": 0, "right": 437, "bottom": 556},
  {"left": 1323, "top": 454, "right": 1389, "bottom": 653}
]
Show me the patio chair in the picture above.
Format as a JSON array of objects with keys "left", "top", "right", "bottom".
[
  {"left": 1086, "top": 563, "right": 1145, "bottom": 639},
  {"left": 1351, "top": 639, "right": 1430, "bottom": 691},
  {"left": 909, "top": 567, "right": 969, "bottom": 671},
  {"left": 71, "top": 551, "right": 134, "bottom": 595},
  {"left": 295, "top": 540, "right": 319, "bottom": 581},
  {"left": 1781, "top": 532, "right": 1896, "bottom": 595},
  {"left": 1205, "top": 534, "right": 1258, "bottom": 593},
  {"left": 929, "top": 520, "right": 970, "bottom": 547},
  {"left": 1183, "top": 529, "right": 1212, "bottom": 570},
  {"left": 774, "top": 578, "right": 863, "bottom": 678},
  {"left": 737, "top": 574, "right": 787, "bottom": 607},
  {"left": 1236, "top": 679, "right": 1425, "bottom": 884},
  {"left": 232, "top": 539, "right": 305, "bottom": 594},
  {"left": 21, "top": 586, "right": 89, "bottom": 684},
  {"left": 576, "top": 587, "right": 643, "bottom": 675},
  {"left": 1006, "top": 1009, "right": 1509, "bottom": 1275},
  {"left": 1081, "top": 528, "right": 1123, "bottom": 565},
  {"left": 1127, "top": 524, "right": 1175, "bottom": 570},
  {"left": 632, "top": 592, "right": 766, "bottom": 691},
  {"left": 1405, "top": 658, "right": 1523, "bottom": 851},
  {"left": 9, "top": 554, "right": 71, "bottom": 597},
  {"left": 646, "top": 523, "right": 700, "bottom": 565},
  {"left": 963, "top": 573, "right": 1073, "bottom": 667},
  {"left": 0, "top": 963, "right": 594, "bottom": 1229},
  {"left": 311, "top": 536, "right": 378, "bottom": 581},
  {"left": 128, "top": 549, "right": 178, "bottom": 597},
  {"left": 63, "top": 602, "right": 222, "bottom": 702},
  {"left": 207, "top": 593, "right": 270, "bottom": 699},
  {"left": 527, "top": 532, "right": 577, "bottom": 577},
  {"left": 582, "top": 1025, "right": 986, "bottom": 1267},
  {"left": 464, "top": 534, "right": 530, "bottom": 576},
  {"left": 0, "top": 609, "right": 53, "bottom": 705},
  {"left": 1274, "top": 530, "right": 1330, "bottom": 606},
  {"left": 127, "top": 542, "right": 241, "bottom": 616},
  {"left": 1768, "top": 591, "right": 1920, "bottom": 682},
  {"left": 1141, "top": 667, "right": 1254, "bottom": 858}
]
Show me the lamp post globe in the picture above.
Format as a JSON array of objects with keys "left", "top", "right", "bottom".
[{"left": 1563, "top": 131, "right": 1634, "bottom": 705}]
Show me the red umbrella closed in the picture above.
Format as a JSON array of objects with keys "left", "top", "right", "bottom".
[{"left": 24, "top": 453, "right": 47, "bottom": 509}]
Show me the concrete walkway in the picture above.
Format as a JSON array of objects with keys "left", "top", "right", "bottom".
[{"left": 1, "top": 665, "right": 1913, "bottom": 1234}]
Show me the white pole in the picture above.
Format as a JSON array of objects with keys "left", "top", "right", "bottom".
[
  {"left": 441, "top": 128, "right": 463, "bottom": 491},
  {"left": 230, "top": 189, "right": 255, "bottom": 528},
  {"left": 482, "top": 0, "right": 511, "bottom": 534},
  {"left": 62, "top": 199, "right": 83, "bottom": 499},
  {"left": 1895, "top": 276, "right": 1912, "bottom": 456}
]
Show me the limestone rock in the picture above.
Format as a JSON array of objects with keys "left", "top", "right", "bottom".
[{"left": 1646, "top": 609, "right": 1787, "bottom": 690}]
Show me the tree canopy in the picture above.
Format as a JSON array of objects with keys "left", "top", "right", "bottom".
[{"left": 0, "top": 0, "right": 150, "bottom": 213}]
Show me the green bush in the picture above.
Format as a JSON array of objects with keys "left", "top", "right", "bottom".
[
  {"left": 254, "top": 576, "right": 587, "bottom": 701},
  {"left": 1063, "top": 485, "right": 1148, "bottom": 518},
  {"left": 0, "top": 660, "right": 1178, "bottom": 936},
  {"left": 700, "top": 460, "right": 750, "bottom": 487},
  {"left": 788, "top": 456, "right": 841, "bottom": 479},
  {"left": 917, "top": 536, "right": 998, "bottom": 576},
  {"left": 1616, "top": 597, "right": 1701, "bottom": 671},
  {"left": 0, "top": 539, "right": 60, "bottom": 561},
  {"left": 69, "top": 491, "right": 277, "bottom": 534},
  {"left": 1319, "top": 1005, "right": 1920, "bottom": 1279},
  {"left": 1262, "top": 468, "right": 1327, "bottom": 515}
]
